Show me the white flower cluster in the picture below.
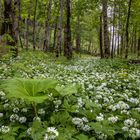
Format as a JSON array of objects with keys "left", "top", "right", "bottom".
[
  {"left": 10, "top": 114, "right": 19, "bottom": 122},
  {"left": 0, "top": 113, "right": 4, "bottom": 118},
  {"left": 44, "top": 127, "right": 59, "bottom": 140},
  {"left": 0, "top": 125, "right": 10, "bottom": 134},
  {"left": 109, "top": 101, "right": 129, "bottom": 111},
  {"left": 128, "top": 98, "right": 139, "bottom": 104},
  {"left": 0, "top": 91, "right": 6, "bottom": 96},
  {"left": 108, "top": 116, "right": 118, "bottom": 124},
  {"left": 124, "top": 118, "right": 138, "bottom": 128},
  {"left": 72, "top": 117, "right": 90, "bottom": 132},
  {"left": 96, "top": 132, "right": 107, "bottom": 140},
  {"left": 33, "top": 116, "right": 41, "bottom": 122},
  {"left": 19, "top": 116, "right": 27, "bottom": 123},
  {"left": 38, "top": 108, "right": 45, "bottom": 115},
  {"left": 96, "top": 113, "right": 104, "bottom": 122}
]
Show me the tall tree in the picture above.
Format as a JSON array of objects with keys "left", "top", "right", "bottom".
[
  {"left": 64, "top": 0, "right": 72, "bottom": 59},
  {"left": 125, "top": 0, "right": 132, "bottom": 59},
  {"left": 25, "top": 0, "right": 32, "bottom": 50},
  {"left": 43, "top": 0, "right": 52, "bottom": 52},
  {"left": 33, "top": 0, "right": 38, "bottom": 50},
  {"left": 56, "top": 0, "right": 64, "bottom": 57},
  {"left": 99, "top": 12, "right": 104, "bottom": 58},
  {"left": 102, "top": 0, "right": 110, "bottom": 58}
]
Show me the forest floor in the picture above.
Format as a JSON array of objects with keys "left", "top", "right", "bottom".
[{"left": 0, "top": 51, "right": 140, "bottom": 139}]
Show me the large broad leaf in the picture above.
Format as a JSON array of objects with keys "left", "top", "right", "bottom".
[
  {"left": 75, "top": 134, "right": 89, "bottom": 140},
  {"left": 55, "top": 84, "right": 78, "bottom": 97},
  {"left": 2, "top": 78, "right": 58, "bottom": 103}
]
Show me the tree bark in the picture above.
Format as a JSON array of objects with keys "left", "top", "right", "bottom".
[
  {"left": 43, "top": 0, "right": 52, "bottom": 52},
  {"left": 125, "top": 0, "right": 132, "bottom": 59},
  {"left": 138, "top": 36, "right": 140, "bottom": 57},
  {"left": 25, "top": 0, "right": 32, "bottom": 50},
  {"left": 56, "top": 0, "right": 63, "bottom": 57},
  {"left": 76, "top": 14, "right": 81, "bottom": 53},
  {"left": 33, "top": 0, "right": 38, "bottom": 50},
  {"left": 99, "top": 13, "right": 104, "bottom": 58},
  {"left": 102, "top": 0, "right": 110, "bottom": 58},
  {"left": 64, "top": 0, "right": 72, "bottom": 59}
]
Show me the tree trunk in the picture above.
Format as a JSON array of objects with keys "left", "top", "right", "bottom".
[
  {"left": 111, "top": 0, "right": 116, "bottom": 58},
  {"left": 138, "top": 36, "right": 140, "bottom": 57},
  {"left": 53, "top": 22, "right": 57, "bottom": 51},
  {"left": 133, "top": 27, "right": 137, "bottom": 54},
  {"left": 64, "top": 0, "right": 72, "bottom": 59},
  {"left": 125, "top": 0, "right": 132, "bottom": 59},
  {"left": 12, "top": 0, "right": 20, "bottom": 57},
  {"left": 76, "top": 14, "right": 81, "bottom": 53},
  {"left": 56, "top": 0, "right": 63, "bottom": 57},
  {"left": 33, "top": 0, "right": 38, "bottom": 50},
  {"left": 99, "top": 13, "right": 104, "bottom": 58},
  {"left": 0, "top": 0, "right": 19, "bottom": 57},
  {"left": 25, "top": 0, "right": 32, "bottom": 50},
  {"left": 102, "top": 0, "right": 110, "bottom": 58},
  {"left": 43, "top": 0, "right": 52, "bottom": 52}
]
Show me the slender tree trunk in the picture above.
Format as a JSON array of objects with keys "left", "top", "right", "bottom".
[
  {"left": 138, "top": 36, "right": 140, "bottom": 57},
  {"left": 53, "top": 22, "right": 57, "bottom": 51},
  {"left": 102, "top": 0, "right": 110, "bottom": 58},
  {"left": 111, "top": 0, "right": 116, "bottom": 58},
  {"left": 12, "top": 0, "right": 20, "bottom": 57},
  {"left": 133, "top": 26, "right": 137, "bottom": 54},
  {"left": 33, "top": 0, "right": 38, "bottom": 50},
  {"left": 64, "top": 0, "right": 72, "bottom": 59},
  {"left": 25, "top": 0, "right": 32, "bottom": 50},
  {"left": 43, "top": 0, "right": 52, "bottom": 52},
  {"left": 125, "top": 0, "right": 132, "bottom": 59},
  {"left": 56, "top": 0, "right": 63, "bottom": 57},
  {"left": 76, "top": 14, "right": 81, "bottom": 53},
  {"left": 99, "top": 13, "right": 104, "bottom": 58}
]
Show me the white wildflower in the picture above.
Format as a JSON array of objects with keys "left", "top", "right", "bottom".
[
  {"left": 13, "top": 107, "right": 19, "bottom": 113},
  {"left": 108, "top": 116, "right": 118, "bottom": 124},
  {"left": 10, "top": 114, "right": 19, "bottom": 122},
  {"left": 44, "top": 127, "right": 59, "bottom": 140},
  {"left": 1, "top": 126, "right": 10, "bottom": 134},
  {"left": 0, "top": 113, "right": 4, "bottom": 118},
  {"left": 38, "top": 108, "right": 45, "bottom": 115},
  {"left": 19, "top": 117, "right": 27, "bottom": 123}
]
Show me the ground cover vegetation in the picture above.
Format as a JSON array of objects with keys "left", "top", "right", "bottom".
[{"left": 0, "top": 0, "right": 140, "bottom": 139}]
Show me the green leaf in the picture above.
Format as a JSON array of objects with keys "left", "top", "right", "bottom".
[
  {"left": 75, "top": 134, "right": 89, "bottom": 140},
  {"left": 2, "top": 78, "right": 58, "bottom": 103},
  {"left": 55, "top": 84, "right": 77, "bottom": 97}
]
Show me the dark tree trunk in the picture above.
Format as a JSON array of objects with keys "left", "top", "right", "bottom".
[
  {"left": 12, "top": 0, "right": 20, "bottom": 57},
  {"left": 0, "top": 0, "right": 13, "bottom": 36},
  {"left": 125, "top": 0, "right": 132, "bottom": 59},
  {"left": 99, "top": 13, "right": 104, "bottom": 59},
  {"left": 0, "top": 0, "right": 19, "bottom": 57},
  {"left": 43, "top": 0, "right": 52, "bottom": 52},
  {"left": 102, "top": 0, "right": 110, "bottom": 58},
  {"left": 53, "top": 22, "right": 57, "bottom": 51},
  {"left": 111, "top": 0, "right": 116, "bottom": 58},
  {"left": 56, "top": 0, "right": 63, "bottom": 57},
  {"left": 64, "top": 0, "right": 72, "bottom": 59}
]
